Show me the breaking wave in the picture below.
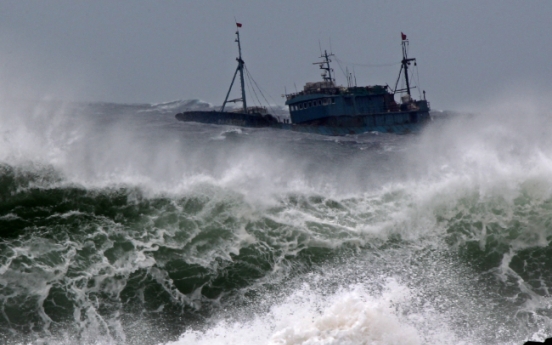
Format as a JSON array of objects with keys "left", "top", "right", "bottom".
[{"left": 1, "top": 96, "right": 552, "bottom": 344}]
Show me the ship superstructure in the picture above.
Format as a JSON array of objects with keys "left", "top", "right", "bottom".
[{"left": 284, "top": 35, "right": 430, "bottom": 130}]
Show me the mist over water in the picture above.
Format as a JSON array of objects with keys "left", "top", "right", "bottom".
[{"left": 1, "top": 94, "right": 552, "bottom": 345}]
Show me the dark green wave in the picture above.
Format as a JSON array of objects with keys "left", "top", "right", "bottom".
[{"left": 0, "top": 163, "right": 365, "bottom": 343}]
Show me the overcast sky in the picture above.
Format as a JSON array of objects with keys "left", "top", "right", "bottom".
[{"left": 0, "top": 1, "right": 550, "bottom": 111}]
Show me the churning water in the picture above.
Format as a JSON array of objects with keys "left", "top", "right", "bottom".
[{"left": 1, "top": 96, "right": 552, "bottom": 344}]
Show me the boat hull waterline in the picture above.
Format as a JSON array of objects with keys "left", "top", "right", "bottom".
[{"left": 175, "top": 109, "right": 430, "bottom": 136}]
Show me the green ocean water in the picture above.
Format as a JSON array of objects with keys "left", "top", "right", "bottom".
[{"left": 1, "top": 99, "right": 552, "bottom": 345}]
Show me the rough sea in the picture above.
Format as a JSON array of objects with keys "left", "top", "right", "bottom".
[{"left": 1, "top": 96, "right": 552, "bottom": 345}]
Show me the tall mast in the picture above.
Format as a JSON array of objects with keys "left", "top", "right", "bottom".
[
  {"left": 393, "top": 33, "right": 417, "bottom": 97},
  {"left": 236, "top": 29, "right": 247, "bottom": 112},
  {"left": 221, "top": 23, "right": 247, "bottom": 112},
  {"left": 400, "top": 34, "right": 415, "bottom": 96}
]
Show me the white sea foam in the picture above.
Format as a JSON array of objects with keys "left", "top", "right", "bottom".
[
  {"left": 179, "top": 271, "right": 489, "bottom": 345},
  {"left": 162, "top": 279, "right": 449, "bottom": 345},
  {"left": 2, "top": 93, "right": 552, "bottom": 344}
]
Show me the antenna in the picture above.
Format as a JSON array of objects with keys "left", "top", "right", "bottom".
[{"left": 346, "top": 67, "right": 350, "bottom": 87}]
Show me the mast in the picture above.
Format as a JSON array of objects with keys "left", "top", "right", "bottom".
[
  {"left": 393, "top": 32, "right": 416, "bottom": 97},
  {"left": 221, "top": 23, "right": 247, "bottom": 112},
  {"left": 314, "top": 50, "right": 334, "bottom": 84},
  {"left": 236, "top": 29, "right": 247, "bottom": 112},
  {"left": 401, "top": 33, "right": 415, "bottom": 96}
]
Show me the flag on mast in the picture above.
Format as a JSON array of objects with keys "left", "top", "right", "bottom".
[
  {"left": 401, "top": 32, "right": 407, "bottom": 41},
  {"left": 236, "top": 22, "right": 242, "bottom": 28}
]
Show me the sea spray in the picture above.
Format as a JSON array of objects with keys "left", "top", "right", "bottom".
[
  {"left": 166, "top": 280, "right": 426, "bottom": 345},
  {"left": 1, "top": 96, "right": 552, "bottom": 344}
]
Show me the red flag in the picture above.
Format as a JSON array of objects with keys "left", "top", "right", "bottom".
[
  {"left": 236, "top": 22, "right": 242, "bottom": 28},
  {"left": 401, "top": 32, "right": 407, "bottom": 40}
]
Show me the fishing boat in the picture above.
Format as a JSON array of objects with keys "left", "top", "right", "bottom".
[{"left": 175, "top": 25, "right": 431, "bottom": 136}]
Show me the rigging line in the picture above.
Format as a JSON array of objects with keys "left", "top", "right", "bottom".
[
  {"left": 245, "top": 68, "right": 263, "bottom": 108},
  {"left": 245, "top": 67, "right": 278, "bottom": 116},
  {"left": 245, "top": 68, "right": 262, "bottom": 108},
  {"left": 244, "top": 65, "right": 279, "bottom": 115},
  {"left": 415, "top": 65, "right": 422, "bottom": 99},
  {"left": 334, "top": 56, "right": 400, "bottom": 68},
  {"left": 246, "top": 66, "right": 270, "bottom": 103},
  {"left": 245, "top": 65, "right": 280, "bottom": 115},
  {"left": 408, "top": 69, "right": 418, "bottom": 96},
  {"left": 244, "top": 71, "right": 254, "bottom": 107},
  {"left": 334, "top": 58, "right": 348, "bottom": 82},
  {"left": 393, "top": 64, "right": 403, "bottom": 94}
]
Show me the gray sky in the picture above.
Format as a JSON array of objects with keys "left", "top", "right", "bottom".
[{"left": 0, "top": 1, "right": 550, "bottom": 110}]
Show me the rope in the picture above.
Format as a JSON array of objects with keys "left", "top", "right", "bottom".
[
  {"left": 415, "top": 65, "right": 422, "bottom": 99},
  {"left": 245, "top": 68, "right": 262, "bottom": 108},
  {"left": 244, "top": 65, "right": 279, "bottom": 115},
  {"left": 335, "top": 58, "right": 348, "bottom": 82},
  {"left": 334, "top": 56, "right": 400, "bottom": 68}
]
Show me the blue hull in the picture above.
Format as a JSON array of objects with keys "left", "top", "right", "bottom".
[
  {"left": 175, "top": 111, "right": 278, "bottom": 127},
  {"left": 175, "top": 110, "right": 430, "bottom": 136},
  {"left": 273, "top": 122, "right": 425, "bottom": 135}
]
